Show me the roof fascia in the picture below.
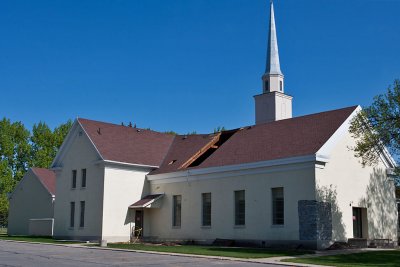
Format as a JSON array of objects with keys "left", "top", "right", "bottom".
[
  {"left": 8, "top": 169, "right": 33, "bottom": 200},
  {"left": 51, "top": 120, "right": 80, "bottom": 168},
  {"left": 147, "top": 154, "right": 325, "bottom": 183},
  {"left": 95, "top": 159, "right": 158, "bottom": 170},
  {"left": 316, "top": 106, "right": 361, "bottom": 159},
  {"left": 317, "top": 105, "right": 396, "bottom": 169},
  {"left": 129, "top": 194, "right": 165, "bottom": 209},
  {"left": 31, "top": 169, "right": 54, "bottom": 197},
  {"left": 8, "top": 169, "right": 54, "bottom": 199},
  {"left": 77, "top": 119, "right": 104, "bottom": 160},
  {"left": 51, "top": 119, "right": 104, "bottom": 168}
]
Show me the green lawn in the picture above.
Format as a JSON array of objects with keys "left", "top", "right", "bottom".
[
  {"left": 0, "top": 233, "right": 84, "bottom": 244},
  {"left": 107, "top": 243, "right": 313, "bottom": 259},
  {"left": 284, "top": 250, "right": 400, "bottom": 267}
]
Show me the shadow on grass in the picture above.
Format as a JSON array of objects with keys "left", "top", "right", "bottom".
[{"left": 285, "top": 251, "right": 400, "bottom": 267}]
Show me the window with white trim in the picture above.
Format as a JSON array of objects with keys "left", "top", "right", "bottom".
[
  {"left": 272, "top": 187, "right": 284, "bottom": 225},
  {"left": 173, "top": 195, "right": 181, "bottom": 227},
  {"left": 202, "top": 193, "right": 211, "bottom": 226},
  {"left": 234, "top": 190, "right": 245, "bottom": 226}
]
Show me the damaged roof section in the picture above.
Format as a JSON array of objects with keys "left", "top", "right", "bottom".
[
  {"left": 74, "top": 106, "right": 357, "bottom": 176},
  {"left": 179, "top": 129, "right": 239, "bottom": 169},
  {"left": 150, "top": 106, "right": 358, "bottom": 175}
]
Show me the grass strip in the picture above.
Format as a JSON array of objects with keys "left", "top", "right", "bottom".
[{"left": 283, "top": 250, "right": 400, "bottom": 267}]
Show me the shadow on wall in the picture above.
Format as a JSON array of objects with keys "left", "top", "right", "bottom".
[
  {"left": 316, "top": 184, "right": 347, "bottom": 241},
  {"left": 124, "top": 208, "right": 135, "bottom": 225},
  {"left": 359, "top": 168, "right": 397, "bottom": 240}
]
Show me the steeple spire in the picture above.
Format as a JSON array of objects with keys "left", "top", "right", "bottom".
[
  {"left": 265, "top": 1, "right": 282, "bottom": 75},
  {"left": 262, "top": 1, "right": 284, "bottom": 93},
  {"left": 254, "top": 1, "right": 292, "bottom": 125}
]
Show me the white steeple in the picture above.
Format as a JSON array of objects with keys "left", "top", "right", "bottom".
[
  {"left": 265, "top": 1, "right": 282, "bottom": 76},
  {"left": 254, "top": 1, "right": 292, "bottom": 124},
  {"left": 262, "top": 1, "right": 284, "bottom": 93}
]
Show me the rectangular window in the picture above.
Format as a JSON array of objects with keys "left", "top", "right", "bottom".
[
  {"left": 81, "top": 169, "right": 86, "bottom": 188},
  {"left": 272, "top": 187, "right": 284, "bottom": 225},
  {"left": 234, "top": 190, "right": 245, "bottom": 226},
  {"left": 80, "top": 201, "right": 85, "bottom": 228},
  {"left": 70, "top": 202, "right": 75, "bottom": 228},
  {"left": 173, "top": 195, "right": 182, "bottom": 227},
  {"left": 72, "top": 170, "right": 77, "bottom": 189},
  {"left": 202, "top": 193, "right": 211, "bottom": 226}
]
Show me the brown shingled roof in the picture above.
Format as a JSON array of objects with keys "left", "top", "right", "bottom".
[
  {"left": 31, "top": 168, "right": 56, "bottom": 195},
  {"left": 78, "top": 118, "right": 175, "bottom": 167},
  {"left": 150, "top": 106, "right": 357, "bottom": 175}
]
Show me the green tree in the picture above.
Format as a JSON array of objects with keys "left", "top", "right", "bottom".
[
  {"left": 30, "top": 120, "right": 72, "bottom": 168},
  {"left": 0, "top": 118, "right": 31, "bottom": 226},
  {"left": 349, "top": 79, "right": 400, "bottom": 178},
  {"left": 0, "top": 118, "right": 72, "bottom": 226}
]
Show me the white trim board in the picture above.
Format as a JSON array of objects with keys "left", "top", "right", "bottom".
[{"left": 147, "top": 154, "right": 324, "bottom": 184}]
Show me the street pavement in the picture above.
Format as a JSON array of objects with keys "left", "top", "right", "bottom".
[{"left": 0, "top": 240, "right": 284, "bottom": 267}]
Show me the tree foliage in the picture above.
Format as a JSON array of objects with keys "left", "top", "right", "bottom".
[
  {"left": 0, "top": 118, "right": 72, "bottom": 226},
  {"left": 31, "top": 120, "right": 72, "bottom": 168},
  {"left": 349, "top": 79, "right": 400, "bottom": 176}
]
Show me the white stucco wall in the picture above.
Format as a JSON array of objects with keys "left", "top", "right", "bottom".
[
  {"left": 147, "top": 163, "right": 315, "bottom": 244},
  {"left": 53, "top": 126, "right": 104, "bottom": 241},
  {"left": 8, "top": 170, "right": 54, "bottom": 236},
  {"left": 29, "top": 218, "right": 54, "bottom": 236},
  {"left": 101, "top": 165, "right": 150, "bottom": 242},
  {"left": 254, "top": 92, "right": 292, "bottom": 124},
  {"left": 316, "top": 131, "right": 397, "bottom": 242}
]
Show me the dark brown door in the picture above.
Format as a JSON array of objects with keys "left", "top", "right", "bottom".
[
  {"left": 134, "top": 210, "right": 143, "bottom": 237},
  {"left": 353, "top": 207, "right": 362, "bottom": 238}
]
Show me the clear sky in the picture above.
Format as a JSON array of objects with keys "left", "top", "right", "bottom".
[{"left": 1, "top": 0, "right": 399, "bottom": 134}]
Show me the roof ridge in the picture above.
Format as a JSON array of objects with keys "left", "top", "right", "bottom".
[{"left": 77, "top": 117, "right": 172, "bottom": 136}]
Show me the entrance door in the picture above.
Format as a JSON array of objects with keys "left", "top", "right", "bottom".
[
  {"left": 353, "top": 207, "right": 363, "bottom": 238},
  {"left": 134, "top": 210, "right": 143, "bottom": 237}
]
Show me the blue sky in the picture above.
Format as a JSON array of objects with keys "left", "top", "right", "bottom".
[{"left": 1, "top": 0, "right": 399, "bottom": 134}]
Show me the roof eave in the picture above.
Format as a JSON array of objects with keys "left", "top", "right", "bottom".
[{"left": 147, "top": 154, "right": 326, "bottom": 181}]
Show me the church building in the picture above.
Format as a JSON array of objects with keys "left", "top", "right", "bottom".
[{"left": 50, "top": 2, "right": 397, "bottom": 249}]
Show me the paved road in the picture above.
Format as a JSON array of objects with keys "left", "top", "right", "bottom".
[{"left": 0, "top": 240, "right": 282, "bottom": 267}]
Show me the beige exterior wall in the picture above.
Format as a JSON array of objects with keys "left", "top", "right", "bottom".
[
  {"left": 8, "top": 170, "right": 54, "bottom": 236},
  {"left": 102, "top": 165, "right": 150, "bottom": 242},
  {"left": 53, "top": 126, "right": 104, "bottom": 241},
  {"left": 29, "top": 219, "right": 54, "bottom": 236},
  {"left": 316, "top": 131, "right": 397, "bottom": 243},
  {"left": 146, "top": 163, "right": 315, "bottom": 244}
]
